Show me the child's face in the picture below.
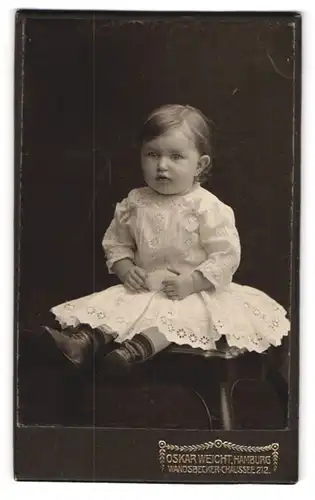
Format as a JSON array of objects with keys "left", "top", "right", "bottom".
[{"left": 141, "top": 127, "right": 209, "bottom": 195}]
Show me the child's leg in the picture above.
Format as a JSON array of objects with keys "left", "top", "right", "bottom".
[
  {"left": 142, "top": 327, "right": 172, "bottom": 353},
  {"left": 104, "top": 327, "right": 171, "bottom": 375}
]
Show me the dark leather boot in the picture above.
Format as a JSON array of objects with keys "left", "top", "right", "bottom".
[
  {"left": 43, "top": 325, "right": 109, "bottom": 367},
  {"left": 104, "top": 334, "right": 153, "bottom": 376}
]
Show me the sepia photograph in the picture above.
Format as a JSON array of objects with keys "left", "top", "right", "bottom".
[{"left": 14, "top": 10, "right": 300, "bottom": 483}]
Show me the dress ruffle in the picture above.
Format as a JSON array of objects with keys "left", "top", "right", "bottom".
[{"left": 51, "top": 282, "right": 290, "bottom": 353}]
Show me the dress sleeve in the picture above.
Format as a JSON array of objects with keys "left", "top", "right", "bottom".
[
  {"left": 102, "top": 197, "right": 136, "bottom": 273},
  {"left": 196, "top": 201, "right": 241, "bottom": 291}
]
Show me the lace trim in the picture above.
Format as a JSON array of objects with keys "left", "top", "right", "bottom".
[{"left": 52, "top": 293, "right": 290, "bottom": 354}]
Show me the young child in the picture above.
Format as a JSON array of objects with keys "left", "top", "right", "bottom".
[{"left": 45, "top": 104, "right": 290, "bottom": 375}]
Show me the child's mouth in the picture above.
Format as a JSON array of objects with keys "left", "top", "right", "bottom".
[{"left": 156, "top": 176, "right": 171, "bottom": 181}]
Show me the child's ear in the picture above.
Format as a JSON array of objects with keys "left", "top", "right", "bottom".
[{"left": 197, "top": 155, "right": 211, "bottom": 175}]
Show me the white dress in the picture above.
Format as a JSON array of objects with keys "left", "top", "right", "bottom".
[{"left": 51, "top": 185, "right": 290, "bottom": 353}]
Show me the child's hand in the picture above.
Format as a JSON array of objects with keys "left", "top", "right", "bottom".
[
  {"left": 146, "top": 269, "right": 180, "bottom": 291},
  {"left": 162, "top": 272, "right": 195, "bottom": 300},
  {"left": 123, "top": 266, "right": 149, "bottom": 292}
]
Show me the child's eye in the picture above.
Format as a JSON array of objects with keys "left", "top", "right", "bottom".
[
  {"left": 171, "top": 153, "right": 183, "bottom": 161},
  {"left": 146, "top": 151, "right": 158, "bottom": 158}
]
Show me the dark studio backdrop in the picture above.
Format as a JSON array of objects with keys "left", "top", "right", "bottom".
[{"left": 16, "top": 12, "right": 297, "bottom": 425}]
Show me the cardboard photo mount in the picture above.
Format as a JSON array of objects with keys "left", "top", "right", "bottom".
[{"left": 14, "top": 10, "right": 300, "bottom": 483}]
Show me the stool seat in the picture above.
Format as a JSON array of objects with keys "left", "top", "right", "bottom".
[{"left": 166, "top": 343, "right": 247, "bottom": 360}]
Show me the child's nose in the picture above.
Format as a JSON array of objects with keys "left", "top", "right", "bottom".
[{"left": 157, "top": 156, "right": 168, "bottom": 170}]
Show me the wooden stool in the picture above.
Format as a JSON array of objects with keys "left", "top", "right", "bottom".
[
  {"left": 163, "top": 341, "right": 250, "bottom": 430},
  {"left": 18, "top": 326, "right": 287, "bottom": 429},
  {"left": 42, "top": 338, "right": 287, "bottom": 429}
]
